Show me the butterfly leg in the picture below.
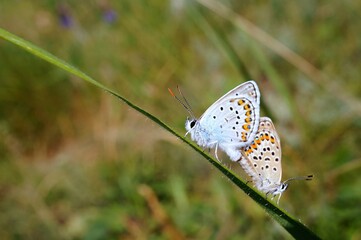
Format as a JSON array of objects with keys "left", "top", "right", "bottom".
[
  {"left": 214, "top": 143, "right": 221, "bottom": 162},
  {"left": 276, "top": 194, "right": 282, "bottom": 205},
  {"left": 270, "top": 194, "right": 275, "bottom": 201},
  {"left": 265, "top": 191, "right": 281, "bottom": 205},
  {"left": 245, "top": 179, "right": 253, "bottom": 185},
  {"left": 265, "top": 191, "right": 274, "bottom": 201}
]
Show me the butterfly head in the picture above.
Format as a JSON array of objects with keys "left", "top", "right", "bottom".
[
  {"left": 277, "top": 182, "right": 289, "bottom": 194},
  {"left": 267, "top": 183, "right": 289, "bottom": 205},
  {"left": 274, "top": 175, "right": 313, "bottom": 204},
  {"left": 185, "top": 117, "right": 198, "bottom": 134}
]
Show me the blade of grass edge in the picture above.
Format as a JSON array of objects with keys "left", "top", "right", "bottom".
[{"left": 0, "top": 28, "right": 320, "bottom": 240}]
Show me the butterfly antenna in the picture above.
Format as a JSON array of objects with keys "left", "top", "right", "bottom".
[
  {"left": 283, "top": 174, "right": 313, "bottom": 185},
  {"left": 177, "top": 85, "right": 195, "bottom": 118},
  {"left": 168, "top": 86, "right": 195, "bottom": 119}
]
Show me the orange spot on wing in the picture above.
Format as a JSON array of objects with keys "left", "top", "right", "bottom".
[
  {"left": 265, "top": 134, "right": 270, "bottom": 141},
  {"left": 242, "top": 124, "right": 250, "bottom": 131},
  {"left": 238, "top": 99, "right": 245, "bottom": 105},
  {"left": 241, "top": 132, "right": 247, "bottom": 141}
]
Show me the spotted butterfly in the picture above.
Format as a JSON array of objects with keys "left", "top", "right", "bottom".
[
  {"left": 238, "top": 117, "right": 312, "bottom": 204},
  {"left": 170, "top": 81, "right": 260, "bottom": 161}
]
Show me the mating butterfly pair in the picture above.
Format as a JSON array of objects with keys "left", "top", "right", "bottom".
[{"left": 170, "top": 81, "right": 312, "bottom": 203}]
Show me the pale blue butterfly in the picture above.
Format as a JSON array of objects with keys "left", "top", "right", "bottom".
[{"left": 170, "top": 81, "right": 261, "bottom": 161}]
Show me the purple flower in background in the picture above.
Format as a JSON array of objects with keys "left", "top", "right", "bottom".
[
  {"left": 57, "top": 4, "right": 73, "bottom": 28},
  {"left": 102, "top": 8, "right": 117, "bottom": 24},
  {"left": 98, "top": 0, "right": 117, "bottom": 24}
]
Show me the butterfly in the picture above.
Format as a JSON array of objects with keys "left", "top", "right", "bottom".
[
  {"left": 169, "top": 81, "right": 260, "bottom": 161},
  {"left": 238, "top": 117, "right": 313, "bottom": 204}
]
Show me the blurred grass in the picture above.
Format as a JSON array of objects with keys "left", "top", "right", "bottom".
[
  {"left": 0, "top": 0, "right": 361, "bottom": 239},
  {"left": 0, "top": 25, "right": 319, "bottom": 239}
]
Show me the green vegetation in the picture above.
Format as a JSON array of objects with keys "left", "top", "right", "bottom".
[{"left": 0, "top": 1, "right": 360, "bottom": 239}]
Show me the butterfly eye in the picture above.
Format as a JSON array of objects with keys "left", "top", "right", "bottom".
[
  {"left": 281, "top": 183, "right": 288, "bottom": 191},
  {"left": 190, "top": 120, "right": 197, "bottom": 128}
]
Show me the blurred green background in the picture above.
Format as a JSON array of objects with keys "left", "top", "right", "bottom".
[{"left": 1, "top": 0, "right": 361, "bottom": 239}]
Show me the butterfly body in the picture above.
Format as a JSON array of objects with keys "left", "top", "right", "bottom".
[{"left": 185, "top": 81, "right": 260, "bottom": 161}]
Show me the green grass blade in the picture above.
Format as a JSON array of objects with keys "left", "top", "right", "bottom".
[{"left": 0, "top": 28, "right": 320, "bottom": 239}]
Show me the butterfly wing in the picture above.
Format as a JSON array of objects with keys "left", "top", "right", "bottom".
[
  {"left": 198, "top": 81, "right": 260, "bottom": 147},
  {"left": 239, "top": 117, "right": 282, "bottom": 192}
]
